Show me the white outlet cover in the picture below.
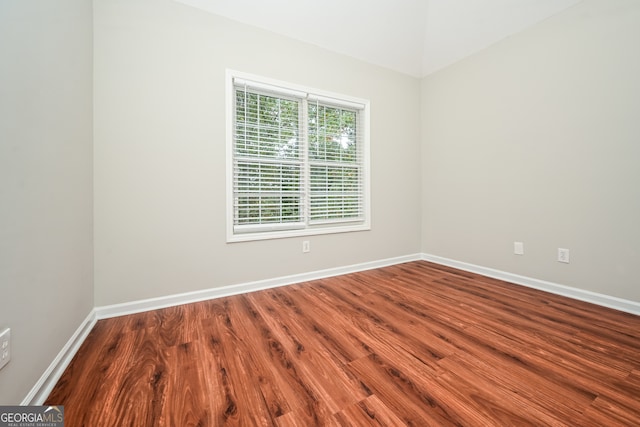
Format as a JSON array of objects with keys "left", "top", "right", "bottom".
[
  {"left": 0, "top": 328, "right": 10, "bottom": 371},
  {"left": 558, "top": 248, "right": 570, "bottom": 263},
  {"left": 514, "top": 242, "right": 524, "bottom": 255}
]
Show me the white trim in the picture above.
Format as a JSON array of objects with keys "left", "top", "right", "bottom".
[
  {"left": 95, "top": 254, "right": 421, "bottom": 320},
  {"left": 233, "top": 77, "right": 307, "bottom": 99},
  {"left": 25, "top": 253, "right": 640, "bottom": 404},
  {"left": 421, "top": 253, "right": 640, "bottom": 316},
  {"left": 228, "top": 70, "right": 370, "bottom": 107},
  {"left": 228, "top": 223, "right": 371, "bottom": 243},
  {"left": 225, "top": 69, "right": 371, "bottom": 243},
  {"left": 25, "top": 255, "right": 420, "bottom": 404},
  {"left": 22, "top": 309, "right": 98, "bottom": 405},
  {"left": 225, "top": 68, "right": 235, "bottom": 243}
]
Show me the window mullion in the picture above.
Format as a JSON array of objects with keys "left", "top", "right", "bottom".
[{"left": 278, "top": 99, "right": 282, "bottom": 223}]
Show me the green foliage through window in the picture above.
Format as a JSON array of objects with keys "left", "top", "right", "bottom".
[{"left": 231, "top": 78, "right": 367, "bottom": 235}]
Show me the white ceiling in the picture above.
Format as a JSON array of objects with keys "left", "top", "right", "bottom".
[{"left": 175, "top": 0, "right": 582, "bottom": 77}]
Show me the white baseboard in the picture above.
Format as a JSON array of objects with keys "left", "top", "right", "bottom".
[
  {"left": 95, "top": 253, "right": 423, "bottom": 320},
  {"left": 28, "top": 253, "right": 640, "bottom": 405},
  {"left": 22, "top": 309, "right": 98, "bottom": 405},
  {"left": 421, "top": 253, "right": 640, "bottom": 316},
  {"left": 23, "top": 254, "right": 419, "bottom": 404},
  {"left": 25, "top": 252, "right": 638, "bottom": 404}
]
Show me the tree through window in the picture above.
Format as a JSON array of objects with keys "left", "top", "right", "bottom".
[{"left": 227, "top": 71, "right": 370, "bottom": 241}]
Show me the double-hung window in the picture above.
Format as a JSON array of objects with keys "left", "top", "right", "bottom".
[{"left": 226, "top": 70, "right": 370, "bottom": 242}]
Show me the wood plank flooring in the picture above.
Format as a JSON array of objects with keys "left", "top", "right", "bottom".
[{"left": 46, "top": 261, "right": 640, "bottom": 426}]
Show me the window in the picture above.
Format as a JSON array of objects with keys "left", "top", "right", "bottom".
[{"left": 226, "top": 70, "right": 370, "bottom": 242}]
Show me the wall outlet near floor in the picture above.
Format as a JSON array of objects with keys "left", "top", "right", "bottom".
[
  {"left": 302, "top": 240, "right": 310, "bottom": 253},
  {"left": 514, "top": 241, "right": 524, "bottom": 255},
  {"left": 558, "top": 248, "right": 570, "bottom": 264},
  {"left": 0, "top": 328, "right": 10, "bottom": 371}
]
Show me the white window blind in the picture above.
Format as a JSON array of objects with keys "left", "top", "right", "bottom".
[
  {"left": 308, "top": 101, "right": 363, "bottom": 224},
  {"left": 227, "top": 71, "right": 370, "bottom": 241}
]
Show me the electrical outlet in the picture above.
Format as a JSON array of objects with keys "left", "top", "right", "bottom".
[
  {"left": 302, "top": 240, "right": 310, "bottom": 253},
  {"left": 558, "top": 248, "right": 570, "bottom": 264},
  {"left": 0, "top": 328, "right": 10, "bottom": 371},
  {"left": 514, "top": 242, "right": 524, "bottom": 255}
]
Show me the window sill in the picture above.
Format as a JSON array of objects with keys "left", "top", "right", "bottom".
[{"left": 226, "top": 223, "right": 370, "bottom": 243}]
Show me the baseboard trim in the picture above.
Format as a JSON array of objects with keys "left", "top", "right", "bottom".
[
  {"left": 22, "top": 309, "right": 98, "bottom": 405},
  {"left": 421, "top": 253, "right": 640, "bottom": 316},
  {"left": 24, "top": 252, "right": 638, "bottom": 404},
  {"left": 95, "top": 253, "right": 422, "bottom": 320},
  {"left": 23, "top": 254, "right": 419, "bottom": 404}
]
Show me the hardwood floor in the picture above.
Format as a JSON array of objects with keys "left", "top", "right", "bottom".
[{"left": 46, "top": 261, "right": 640, "bottom": 426}]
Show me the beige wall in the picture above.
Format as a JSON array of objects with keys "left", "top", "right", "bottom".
[
  {"left": 0, "top": 0, "right": 94, "bottom": 404},
  {"left": 93, "top": 0, "right": 422, "bottom": 306},
  {"left": 3, "top": 0, "right": 639, "bottom": 404},
  {"left": 421, "top": 0, "right": 640, "bottom": 301}
]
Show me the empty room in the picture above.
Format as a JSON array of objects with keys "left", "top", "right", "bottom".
[{"left": 1, "top": 0, "right": 639, "bottom": 425}]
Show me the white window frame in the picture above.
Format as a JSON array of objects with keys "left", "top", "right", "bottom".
[{"left": 226, "top": 69, "right": 371, "bottom": 242}]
